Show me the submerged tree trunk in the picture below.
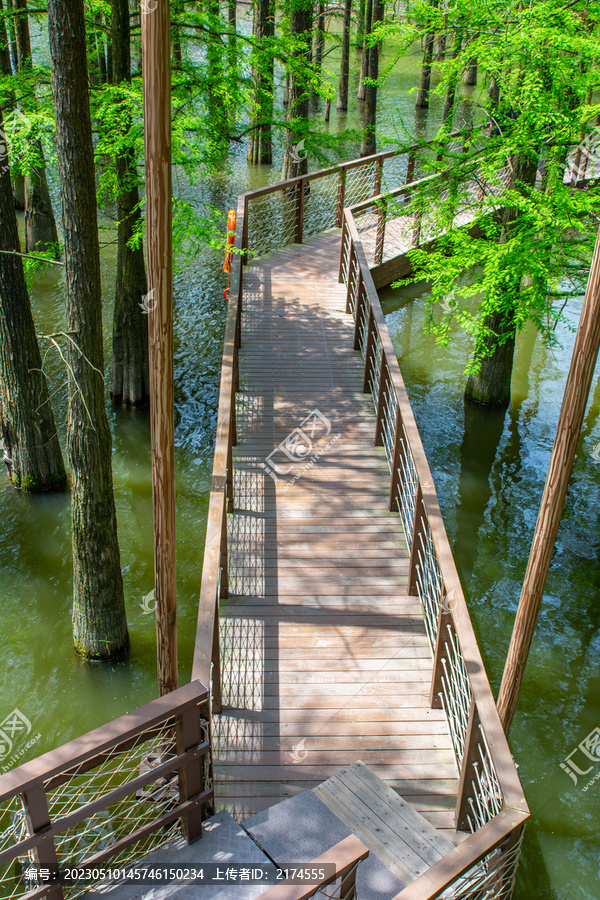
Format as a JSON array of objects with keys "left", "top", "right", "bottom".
[
  {"left": 465, "top": 153, "right": 539, "bottom": 406},
  {"left": 47, "top": 0, "right": 128, "bottom": 660},
  {"left": 357, "top": 0, "right": 372, "bottom": 102},
  {"left": 415, "top": 1, "right": 438, "bottom": 109},
  {"left": 0, "top": 109, "right": 66, "bottom": 492},
  {"left": 110, "top": 0, "right": 149, "bottom": 406},
  {"left": 248, "top": 0, "right": 274, "bottom": 164},
  {"left": 356, "top": 0, "right": 366, "bottom": 48},
  {"left": 14, "top": 0, "right": 59, "bottom": 255},
  {"left": 360, "top": 0, "right": 383, "bottom": 156},
  {"left": 282, "top": 0, "right": 312, "bottom": 180},
  {"left": 336, "top": 0, "right": 352, "bottom": 112},
  {"left": 441, "top": 25, "right": 464, "bottom": 126}
]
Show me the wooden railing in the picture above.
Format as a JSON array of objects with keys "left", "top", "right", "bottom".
[
  {"left": 192, "top": 128, "right": 484, "bottom": 703},
  {"left": 339, "top": 207, "right": 529, "bottom": 899},
  {"left": 258, "top": 835, "right": 369, "bottom": 900},
  {"left": 0, "top": 681, "right": 213, "bottom": 899}
]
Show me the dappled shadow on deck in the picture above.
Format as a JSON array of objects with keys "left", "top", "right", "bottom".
[{"left": 212, "top": 232, "right": 459, "bottom": 836}]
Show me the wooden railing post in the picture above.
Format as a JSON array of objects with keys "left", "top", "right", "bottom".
[
  {"left": 175, "top": 702, "right": 205, "bottom": 844},
  {"left": 405, "top": 151, "right": 416, "bottom": 185},
  {"left": 339, "top": 218, "right": 348, "bottom": 284},
  {"left": 374, "top": 352, "right": 388, "bottom": 446},
  {"left": 456, "top": 699, "right": 482, "bottom": 831},
  {"left": 408, "top": 483, "right": 426, "bottom": 595},
  {"left": 374, "top": 156, "right": 384, "bottom": 196},
  {"left": 339, "top": 861, "right": 359, "bottom": 900},
  {"left": 430, "top": 589, "right": 453, "bottom": 709},
  {"left": 411, "top": 204, "right": 422, "bottom": 248},
  {"left": 336, "top": 167, "right": 347, "bottom": 227},
  {"left": 374, "top": 198, "right": 386, "bottom": 267},
  {"left": 353, "top": 276, "right": 366, "bottom": 351},
  {"left": 23, "top": 785, "right": 63, "bottom": 899},
  {"left": 295, "top": 178, "right": 305, "bottom": 243}
]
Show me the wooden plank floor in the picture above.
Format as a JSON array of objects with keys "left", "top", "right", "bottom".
[{"left": 213, "top": 230, "right": 459, "bottom": 836}]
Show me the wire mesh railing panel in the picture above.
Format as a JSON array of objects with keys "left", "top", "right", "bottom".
[
  {"left": 0, "top": 795, "right": 31, "bottom": 900},
  {"left": 353, "top": 207, "right": 380, "bottom": 267},
  {"left": 465, "top": 724, "right": 504, "bottom": 834},
  {"left": 44, "top": 720, "right": 183, "bottom": 897},
  {"left": 437, "top": 828, "right": 524, "bottom": 900},
  {"left": 303, "top": 172, "right": 340, "bottom": 240},
  {"left": 415, "top": 522, "right": 443, "bottom": 651},
  {"left": 394, "top": 428, "right": 418, "bottom": 550},
  {"left": 247, "top": 191, "right": 297, "bottom": 258},
  {"left": 345, "top": 161, "right": 378, "bottom": 207},
  {"left": 381, "top": 372, "right": 396, "bottom": 470},
  {"left": 357, "top": 293, "right": 370, "bottom": 361},
  {"left": 367, "top": 336, "right": 383, "bottom": 412},
  {"left": 438, "top": 623, "right": 473, "bottom": 767}
]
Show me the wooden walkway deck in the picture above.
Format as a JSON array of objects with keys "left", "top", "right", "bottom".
[{"left": 212, "top": 230, "right": 459, "bottom": 836}]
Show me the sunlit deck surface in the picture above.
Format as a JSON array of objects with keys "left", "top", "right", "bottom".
[{"left": 212, "top": 231, "right": 459, "bottom": 836}]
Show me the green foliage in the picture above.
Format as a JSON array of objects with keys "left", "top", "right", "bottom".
[{"left": 392, "top": 0, "right": 600, "bottom": 379}]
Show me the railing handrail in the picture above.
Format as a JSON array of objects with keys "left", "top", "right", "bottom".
[
  {"left": 257, "top": 835, "right": 369, "bottom": 900},
  {"left": 0, "top": 680, "right": 208, "bottom": 801},
  {"left": 343, "top": 209, "right": 527, "bottom": 810}
]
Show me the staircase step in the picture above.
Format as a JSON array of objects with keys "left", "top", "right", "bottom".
[
  {"left": 313, "top": 762, "right": 455, "bottom": 885},
  {"left": 243, "top": 789, "right": 406, "bottom": 900}
]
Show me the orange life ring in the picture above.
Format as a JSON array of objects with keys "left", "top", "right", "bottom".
[{"left": 223, "top": 209, "right": 236, "bottom": 273}]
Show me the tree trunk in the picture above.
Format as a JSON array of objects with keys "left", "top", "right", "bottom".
[
  {"left": 415, "top": 1, "right": 438, "bottom": 109},
  {"left": 360, "top": 0, "right": 382, "bottom": 156},
  {"left": 441, "top": 25, "right": 464, "bottom": 126},
  {"left": 205, "top": 0, "right": 229, "bottom": 150},
  {"left": 357, "top": 0, "right": 371, "bottom": 102},
  {"left": 47, "top": 0, "right": 128, "bottom": 660},
  {"left": 356, "top": 0, "right": 366, "bottom": 48},
  {"left": 14, "top": 0, "right": 60, "bottom": 255},
  {"left": 172, "top": 0, "right": 183, "bottom": 64},
  {"left": 336, "top": 0, "right": 352, "bottom": 112},
  {"left": 5, "top": 0, "right": 17, "bottom": 71},
  {"left": 282, "top": 0, "right": 312, "bottom": 180},
  {"left": 0, "top": 109, "right": 66, "bottom": 492},
  {"left": 0, "top": 0, "right": 12, "bottom": 75},
  {"left": 314, "top": 0, "right": 325, "bottom": 70},
  {"left": 110, "top": 0, "right": 149, "bottom": 406},
  {"left": 465, "top": 153, "right": 539, "bottom": 406},
  {"left": 4, "top": 0, "right": 22, "bottom": 208},
  {"left": 247, "top": 0, "right": 275, "bottom": 164}
]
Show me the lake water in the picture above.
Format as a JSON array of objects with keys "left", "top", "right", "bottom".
[{"left": 0, "top": 11, "right": 598, "bottom": 899}]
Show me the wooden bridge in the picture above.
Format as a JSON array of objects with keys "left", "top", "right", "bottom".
[{"left": 0, "top": 132, "right": 548, "bottom": 900}]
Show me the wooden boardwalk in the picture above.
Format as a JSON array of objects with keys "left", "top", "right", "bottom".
[{"left": 212, "top": 230, "right": 459, "bottom": 836}]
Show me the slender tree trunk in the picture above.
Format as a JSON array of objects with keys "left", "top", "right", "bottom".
[
  {"left": 47, "top": 0, "right": 128, "bottom": 659},
  {"left": 357, "top": 0, "right": 372, "bottom": 101},
  {"left": 435, "top": 31, "right": 445, "bottom": 61},
  {"left": 172, "top": 0, "right": 182, "bottom": 64},
  {"left": 441, "top": 25, "right": 464, "bottom": 126},
  {"left": 0, "top": 109, "right": 66, "bottom": 492},
  {"left": 356, "top": 0, "right": 366, "bottom": 48},
  {"left": 282, "top": 0, "right": 312, "bottom": 179},
  {"left": 0, "top": 0, "right": 11, "bottom": 76},
  {"left": 314, "top": 0, "right": 325, "bottom": 70},
  {"left": 14, "top": 0, "right": 59, "bottom": 255},
  {"left": 462, "top": 32, "right": 478, "bottom": 85},
  {"left": 94, "top": 12, "right": 108, "bottom": 82},
  {"left": 4, "top": 0, "right": 22, "bottom": 208},
  {"left": 247, "top": 0, "right": 274, "bottom": 164},
  {"left": 415, "top": 0, "right": 438, "bottom": 108},
  {"left": 110, "top": 0, "right": 149, "bottom": 406},
  {"left": 205, "top": 0, "right": 229, "bottom": 150},
  {"left": 465, "top": 153, "right": 539, "bottom": 405},
  {"left": 360, "top": 0, "right": 383, "bottom": 156},
  {"left": 336, "top": 0, "right": 352, "bottom": 112},
  {"left": 4, "top": 0, "right": 17, "bottom": 72}
]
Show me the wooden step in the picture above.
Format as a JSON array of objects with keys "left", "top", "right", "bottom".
[{"left": 313, "top": 761, "right": 455, "bottom": 886}]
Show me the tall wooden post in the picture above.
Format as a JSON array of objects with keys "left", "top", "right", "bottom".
[
  {"left": 497, "top": 227, "right": 600, "bottom": 734},
  {"left": 142, "top": 0, "right": 178, "bottom": 696}
]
